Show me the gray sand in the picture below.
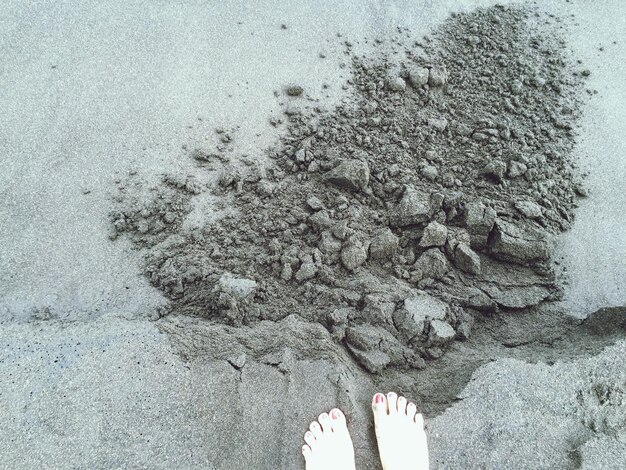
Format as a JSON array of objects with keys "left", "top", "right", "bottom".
[
  {"left": 1, "top": 0, "right": 625, "bottom": 469},
  {"left": 111, "top": 4, "right": 588, "bottom": 378}
]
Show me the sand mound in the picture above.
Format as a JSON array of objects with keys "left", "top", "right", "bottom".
[{"left": 110, "top": 5, "right": 589, "bottom": 375}]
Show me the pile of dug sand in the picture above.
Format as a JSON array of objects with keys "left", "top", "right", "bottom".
[{"left": 110, "top": 5, "right": 590, "bottom": 376}]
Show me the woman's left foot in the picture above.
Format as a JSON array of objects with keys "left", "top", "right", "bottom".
[{"left": 302, "top": 408, "right": 356, "bottom": 470}]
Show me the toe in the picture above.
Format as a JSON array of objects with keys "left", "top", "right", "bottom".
[
  {"left": 302, "top": 444, "right": 312, "bottom": 459},
  {"left": 397, "top": 396, "right": 407, "bottom": 415},
  {"left": 387, "top": 392, "right": 398, "bottom": 415},
  {"left": 407, "top": 402, "right": 417, "bottom": 421},
  {"left": 372, "top": 392, "right": 387, "bottom": 417},
  {"left": 415, "top": 412, "right": 425, "bottom": 429},
  {"left": 310, "top": 420, "right": 323, "bottom": 439},
  {"left": 330, "top": 408, "right": 348, "bottom": 433},
  {"left": 318, "top": 412, "right": 331, "bottom": 433},
  {"left": 304, "top": 431, "right": 316, "bottom": 448}
]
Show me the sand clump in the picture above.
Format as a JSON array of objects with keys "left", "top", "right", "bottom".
[{"left": 111, "top": 5, "right": 590, "bottom": 374}]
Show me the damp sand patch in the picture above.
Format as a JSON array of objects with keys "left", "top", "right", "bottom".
[{"left": 110, "top": 5, "right": 591, "bottom": 376}]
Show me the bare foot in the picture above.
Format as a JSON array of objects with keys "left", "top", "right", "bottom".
[
  {"left": 302, "top": 408, "right": 356, "bottom": 470},
  {"left": 372, "top": 392, "right": 429, "bottom": 470}
]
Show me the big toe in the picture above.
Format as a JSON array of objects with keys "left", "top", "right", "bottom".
[
  {"left": 329, "top": 408, "right": 348, "bottom": 433},
  {"left": 372, "top": 392, "right": 387, "bottom": 418}
]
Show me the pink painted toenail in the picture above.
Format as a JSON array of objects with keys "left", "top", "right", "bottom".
[
  {"left": 375, "top": 393, "right": 384, "bottom": 404},
  {"left": 331, "top": 409, "right": 340, "bottom": 419}
]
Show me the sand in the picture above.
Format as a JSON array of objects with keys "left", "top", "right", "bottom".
[{"left": 0, "top": 0, "right": 625, "bottom": 469}]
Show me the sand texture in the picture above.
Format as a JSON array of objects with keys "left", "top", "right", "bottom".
[{"left": 1, "top": 0, "right": 625, "bottom": 469}]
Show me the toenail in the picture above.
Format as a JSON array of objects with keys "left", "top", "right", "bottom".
[
  {"left": 331, "top": 409, "right": 339, "bottom": 419},
  {"left": 375, "top": 393, "right": 384, "bottom": 404}
]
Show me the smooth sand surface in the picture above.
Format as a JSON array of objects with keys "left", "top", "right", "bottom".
[{"left": 550, "top": 0, "right": 626, "bottom": 316}]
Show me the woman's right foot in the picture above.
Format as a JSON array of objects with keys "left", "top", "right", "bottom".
[{"left": 372, "top": 392, "right": 429, "bottom": 470}]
